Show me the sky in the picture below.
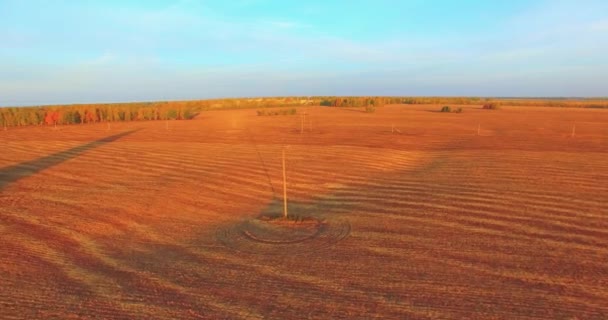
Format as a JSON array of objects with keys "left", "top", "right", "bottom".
[{"left": 1, "top": 0, "right": 608, "bottom": 106}]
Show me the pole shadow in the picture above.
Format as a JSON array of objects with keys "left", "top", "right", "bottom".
[{"left": 0, "top": 129, "right": 139, "bottom": 191}]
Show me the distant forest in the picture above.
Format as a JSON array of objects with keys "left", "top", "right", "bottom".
[{"left": 1, "top": 96, "right": 606, "bottom": 128}]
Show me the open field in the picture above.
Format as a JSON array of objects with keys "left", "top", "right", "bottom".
[{"left": 1, "top": 104, "right": 607, "bottom": 319}]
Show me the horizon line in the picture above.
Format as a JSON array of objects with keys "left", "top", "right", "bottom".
[{"left": 3, "top": 95, "right": 608, "bottom": 108}]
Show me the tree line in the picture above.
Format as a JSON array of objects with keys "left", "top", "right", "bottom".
[
  {"left": 0, "top": 101, "right": 199, "bottom": 128},
  {"left": 0, "top": 97, "right": 312, "bottom": 128},
  {"left": 316, "top": 96, "right": 608, "bottom": 108},
  {"left": 2, "top": 96, "right": 606, "bottom": 128}
]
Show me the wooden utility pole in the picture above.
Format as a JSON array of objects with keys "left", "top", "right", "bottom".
[
  {"left": 282, "top": 147, "right": 288, "bottom": 218},
  {"left": 571, "top": 124, "right": 576, "bottom": 137}
]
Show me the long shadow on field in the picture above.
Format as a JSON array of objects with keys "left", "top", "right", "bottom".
[{"left": 0, "top": 130, "right": 138, "bottom": 191}]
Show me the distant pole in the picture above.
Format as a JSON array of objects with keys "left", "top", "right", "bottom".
[
  {"left": 282, "top": 147, "right": 288, "bottom": 218},
  {"left": 309, "top": 116, "right": 313, "bottom": 132},
  {"left": 571, "top": 123, "right": 576, "bottom": 138}
]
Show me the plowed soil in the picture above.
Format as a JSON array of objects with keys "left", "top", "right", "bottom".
[{"left": 1, "top": 104, "right": 607, "bottom": 319}]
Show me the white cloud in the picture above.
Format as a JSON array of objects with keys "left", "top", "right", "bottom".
[
  {"left": 84, "top": 52, "right": 118, "bottom": 66},
  {"left": 260, "top": 20, "right": 311, "bottom": 29},
  {"left": 590, "top": 19, "right": 608, "bottom": 31}
]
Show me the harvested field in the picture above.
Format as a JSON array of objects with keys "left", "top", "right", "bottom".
[{"left": 1, "top": 104, "right": 607, "bottom": 319}]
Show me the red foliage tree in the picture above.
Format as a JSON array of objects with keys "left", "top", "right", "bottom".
[
  {"left": 84, "top": 110, "right": 97, "bottom": 123},
  {"left": 44, "top": 111, "right": 60, "bottom": 125}
]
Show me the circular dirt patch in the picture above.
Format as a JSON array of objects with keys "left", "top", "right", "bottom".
[
  {"left": 242, "top": 218, "right": 323, "bottom": 244},
  {"left": 217, "top": 216, "right": 350, "bottom": 255}
]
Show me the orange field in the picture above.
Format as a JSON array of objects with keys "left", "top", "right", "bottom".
[{"left": 1, "top": 104, "right": 607, "bottom": 319}]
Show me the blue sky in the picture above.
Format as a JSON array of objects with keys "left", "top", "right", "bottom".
[{"left": 1, "top": 0, "right": 607, "bottom": 106}]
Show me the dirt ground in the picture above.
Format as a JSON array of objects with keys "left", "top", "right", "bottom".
[{"left": 1, "top": 104, "right": 607, "bottom": 319}]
